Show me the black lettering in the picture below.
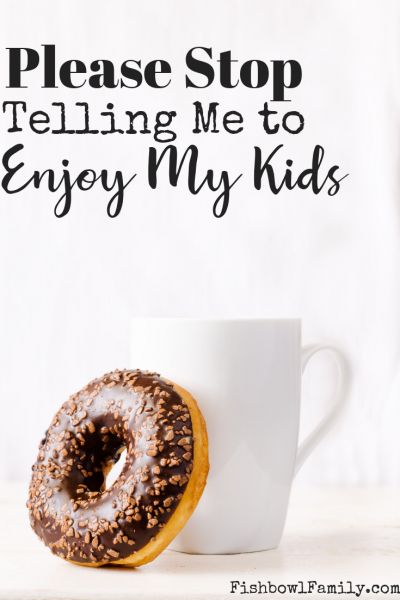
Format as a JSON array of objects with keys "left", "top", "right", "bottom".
[
  {"left": 7, "top": 47, "right": 39, "bottom": 88},
  {"left": 2, "top": 101, "right": 26, "bottom": 132},
  {"left": 59, "top": 60, "right": 87, "bottom": 88},
  {"left": 271, "top": 60, "right": 302, "bottom": 101},
  {"left": 193, "top": 101, "right": 219, "bottom": 133},
  {"left": 144, "top": 60, "right": 171, "bottom": 88},
  {"left": 186, "top": 47, "right": 214, "bottom": 88}
]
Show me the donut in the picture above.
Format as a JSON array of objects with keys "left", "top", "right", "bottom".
[{"left": 27, "top": 369, "right": 209, "bottom": 567}]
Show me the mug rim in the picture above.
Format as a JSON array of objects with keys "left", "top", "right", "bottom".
[{"left": 130, "top": 317, "right": 301, "bottom": 323}]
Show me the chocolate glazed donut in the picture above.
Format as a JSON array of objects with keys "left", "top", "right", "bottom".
[{"left": 27, "top": 369, "right": 209, "bottom": 566}]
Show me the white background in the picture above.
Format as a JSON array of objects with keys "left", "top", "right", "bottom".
[{"left": 1, "top": 0, "right": 399, "bottom": 485}]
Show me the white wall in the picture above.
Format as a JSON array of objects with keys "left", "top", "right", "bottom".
[{"left": 1, "top": 0, "right": 399, "bottom": 484}]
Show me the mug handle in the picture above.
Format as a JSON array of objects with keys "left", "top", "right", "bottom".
[{"left": 295, "top": 344, "right": 350, "bottom": 475}]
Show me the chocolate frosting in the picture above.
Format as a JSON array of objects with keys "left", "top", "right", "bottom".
[{"left": 27, "top": 370, "right": 194, "bottom": 564}]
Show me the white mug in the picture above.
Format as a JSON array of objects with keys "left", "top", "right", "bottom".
[{"left": 130, "top": 318, "right": 349, "bottom": 554}]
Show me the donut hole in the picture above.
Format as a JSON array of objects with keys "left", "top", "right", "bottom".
[
  {"left": 71, "top": 429, "right": 127, "bottom": 497},
  {"left": 106, "top": 447, "right": 127, "bottom": 489}
]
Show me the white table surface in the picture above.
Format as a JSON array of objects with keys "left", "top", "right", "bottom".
[{"left": 0, "top": 483, "right": 399, "bottom": 600}]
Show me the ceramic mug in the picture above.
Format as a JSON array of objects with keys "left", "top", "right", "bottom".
[{"left": 130, "top": 318, "right": 349, "bottom": 554}]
